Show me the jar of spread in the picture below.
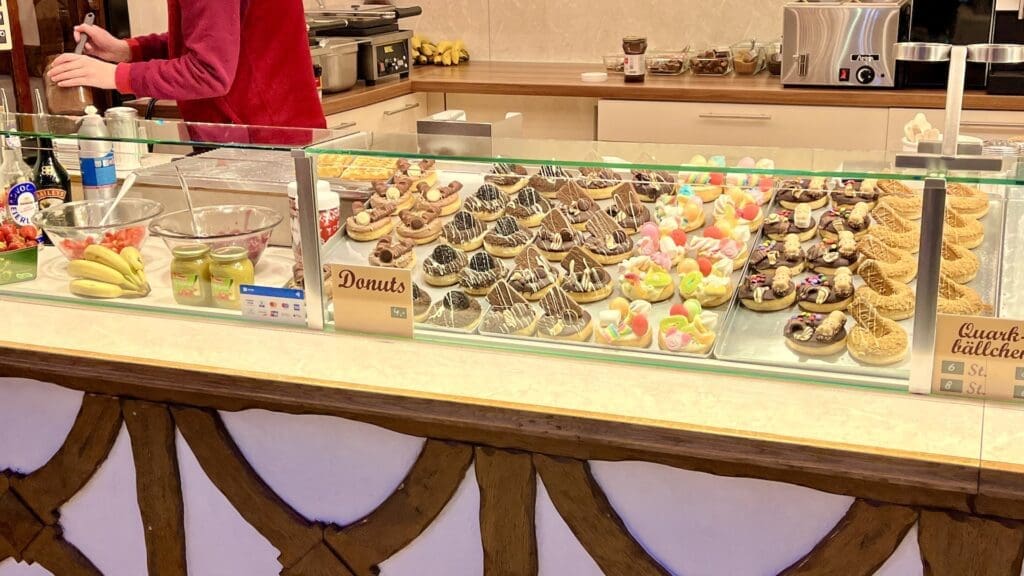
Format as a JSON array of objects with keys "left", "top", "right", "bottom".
[
  {"left": 209, "top": 246, "right": 254, "bottom": 310},
  {"left": 171, "top": 244, "right": 212, "bottom": 307},
  {"left": 622, "top": 36, "right": 648, "bottom": 83}
]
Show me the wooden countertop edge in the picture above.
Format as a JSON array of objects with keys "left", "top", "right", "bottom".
[
  {"left": 321, "top": 80, "right": 414, "bottom": 115},
  {"left": 122, "top": 80, "right": 415, "bottom": 121},
  {"left": 410, "top": 77, "right": 1022, "bottom": 111},
  {"left": 0, "top": 342, "right": 979, "bottom": 510}
]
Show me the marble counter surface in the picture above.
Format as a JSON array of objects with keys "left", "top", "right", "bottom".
[{"left": 0, "top": 298, "right": 991, "bottom": 508}]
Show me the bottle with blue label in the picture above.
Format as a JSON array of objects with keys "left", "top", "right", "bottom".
[
  {"left": 78, "top": 106, "right": 117, "bottom": 200},
  {"left": 1, "top": 133, "right": 39, "bottom": 239}
]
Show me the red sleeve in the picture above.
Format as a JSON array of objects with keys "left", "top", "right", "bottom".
[
  {"left": 123, "top": 0, "right": 240, "bottom": 101},
  {"left": 127, "top": 33, "right": 169, "bottom": 61}
]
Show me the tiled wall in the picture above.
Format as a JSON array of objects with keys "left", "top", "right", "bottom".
[{"left": 307, "top": 0, "right": 787, "bottom": 63}]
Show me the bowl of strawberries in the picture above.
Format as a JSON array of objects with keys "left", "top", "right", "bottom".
[
  {"left": 0, "top": 222, "right": 39, "bottom": 252},
  {"left": 33, "top": 198, "right": 164, "bottom": 260}
]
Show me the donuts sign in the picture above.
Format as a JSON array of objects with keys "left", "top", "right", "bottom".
[{"left": 330, "top": 264, "right": 413, "bottom": 337}]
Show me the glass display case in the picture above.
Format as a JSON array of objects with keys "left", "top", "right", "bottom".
[{"left": 1, "top": 112, "right": 1022, "bottom": 395}]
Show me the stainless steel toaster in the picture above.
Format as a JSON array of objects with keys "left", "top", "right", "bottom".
[{"left": 782, "top": 0, "right": 911, "bottom": 88}]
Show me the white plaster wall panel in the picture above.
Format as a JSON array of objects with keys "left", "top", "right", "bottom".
[
  {"left": 0, "top": 378, "right": 83, "bottom": 474},
  {"left": 58, "top": 425, "right": 147, "bottom": 576},
  {"left": 489, "top": 0, "right": 787, "bottom": 63},
  {"left": 176, "top": 431, "right": 282, "bottom": 576},
  {"left": 408, "top": 0, "right": 491, "bottom": 62},
  {"left": 302, "top": 0, "right": 492, "bottom": 61},
  {"left": 875, "top": 524, "right": 923, "bottom": 576},
  {"left": 589, "top": 460, "right": 855, "bottom": 576},
  {"left": 0, "top": 560, "right": 54, "bottom": 575},
  {"left": 219, "top": 409, "right": 426, "bottom": 526},
  {"left": 535, "top": 476, "right": 603, "bottom": 576},
  {"left": 128, "top": 0, "right": 169, "bottom": 36},
  {"left": 379, "top": 463, "right": 482, "bottom": 575}
]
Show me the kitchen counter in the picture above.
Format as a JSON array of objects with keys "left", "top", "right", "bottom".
[
  {"left": 8, "top": 299, "right": 1024, "bottom": 572},
  {"left": 0, "top": 298, "right": 1002, "bottom": 513},
  {"left": 126, "top": 61, "right": 1024, "bottom": 120}
]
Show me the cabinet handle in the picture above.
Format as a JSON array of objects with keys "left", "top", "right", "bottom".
[
  {"left": 1019, "top": 0, "right": 1023, "bottom": 20},
  {"left": 698, "top": 113, "right": 773, "bottom": 121},
  {"left": 384, "top": 102, "right": 420, "bottom": 117},
  {"left": 330, "top": 121, "right": 356, "bottom": 130},
  {"left": 960, "top": 120, "right": 1024, "bottom": 129}
]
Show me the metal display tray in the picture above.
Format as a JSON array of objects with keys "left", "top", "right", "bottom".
[
  {"left": 322, "top": 169, "right": 747, "bottom": 359},
  {"left": 715, "top": 184, "right": 1005, "bottom": 381}
]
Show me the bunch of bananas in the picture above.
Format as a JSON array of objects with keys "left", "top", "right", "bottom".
[
  {"left": 68, "top": 245, "right": 151, "bottom": 299},
  {"left": 411, "top": 37, "right": 470, "bottom": 66}
]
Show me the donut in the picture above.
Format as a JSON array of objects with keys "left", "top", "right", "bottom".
[
  {"left": 346, "top": 202, "right": 396, "bottom": 242},
  {"left": 595, "top": 298, "right": 654, "bottom": 348},
  {"left": 857, "top": 235, "right": 918, "bottom": 283},
  {"left": 831, "top": 179, "right": 880, "bottom": 210},
  {"left": 947, "top": 183, "right": 989, "bottom": 219},
  {"left": 784, "top": 311, "right": 849, "bottom": 357},
  {"left": 875, "top": 181, "right": 922, "bottom": 220},
  {"left": 739, "top": 267, "right": 796, "bottom": 312},
  {"left": 940, "top": 240, "right": 981, "bottom": 285},
  {"left": 944, "top": 209, "right": 985, "bottom": 250},
  {"left": 855, "top": 260, "right": 916, "bottom": 320},
  {"left": 938, "top": 273, "right": 992, "bottom": 316},
  {"left": 870, "top": 202, "right": 920, "bottom": 253},
  {"left": 797, "top": 267, "right": 855, "bottom": 313},
  {"left": 847, "top": 295, "right": 909, "bottom": 366}
]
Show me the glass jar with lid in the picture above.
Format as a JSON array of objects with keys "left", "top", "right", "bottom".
[
  {"left": 209, "top": 246, "right": 254, "bottom": 310},
  {"left": 622, "top": 36, "right": 648, "bottom": 83},
  {"left": 171, "top": 244, "right": 213, "bottom": 307}
]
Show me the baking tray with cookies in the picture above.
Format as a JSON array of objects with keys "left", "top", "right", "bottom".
[
  {"left": 323, "top": 158, "right": 779, "bottom": 359},
  {"left": 714, "top": 177, "right": 1004, "bottom": 381}
]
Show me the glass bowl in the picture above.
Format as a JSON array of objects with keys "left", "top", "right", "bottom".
[
  {"left": 33, "top": 198, "right": 165, "bottom": 260},
  {"left": 148, "top": 205, "right": 283, "bottom": 266},
  {"left": 647, "top": 51, "right": 691, "bottom": 75},
  {"left": 603, "top": 54, "right": 625, "bottom": 73},
  {"left": 732, "top": 41, "right": 767, "bottom": 75},
  {"left": 691, "top": 47, "right": 733, "bottom": 76}
]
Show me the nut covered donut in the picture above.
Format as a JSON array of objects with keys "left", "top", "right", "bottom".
[{"left": 847, "top": 295, "right": 909, "bottom": 366}]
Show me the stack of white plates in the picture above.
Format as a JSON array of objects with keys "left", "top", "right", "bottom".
[{"left": 54, "top": 138, "right": 78, "bottom": 168}]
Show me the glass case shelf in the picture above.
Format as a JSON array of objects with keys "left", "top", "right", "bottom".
[{"left": 1, "top": 113, "right": 1021, "bottom": 395}]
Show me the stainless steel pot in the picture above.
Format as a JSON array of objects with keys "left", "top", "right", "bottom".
[{"left": 311, "top": 38, "right": 360, "bottom": 93}]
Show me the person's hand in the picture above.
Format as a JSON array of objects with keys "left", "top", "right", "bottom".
[
  {"left": 73, "top": 24, "right": 130, "bottom": 63},
  {"left": 47, "top": 54, "right": 118, "bottom": 90}
]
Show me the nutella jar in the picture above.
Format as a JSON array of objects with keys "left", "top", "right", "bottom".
[{"left": 622, "top": 36, "right": 648, "bottom": 83}]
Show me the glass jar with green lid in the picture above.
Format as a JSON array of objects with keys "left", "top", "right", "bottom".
[
  {"left": 209, "top": 246, "right": 254, "bottom": 310},
  {"left": 170, "top": 244, "right": 212, "bottom": 307}
]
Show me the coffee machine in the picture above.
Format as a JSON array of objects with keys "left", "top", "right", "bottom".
[
  {"left": 897, "top": 0, "right": 996, "bottom": 89},
  {"left": 988, "top": 0, "right": 1024, "bottom": 94}
]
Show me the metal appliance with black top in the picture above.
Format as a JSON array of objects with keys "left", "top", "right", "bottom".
[
  {"left": 897, "top": 0, "right": 996, "bottom": 89},
  {"left": 781, "top": 0, "right": 912, "bottom": 88},
  {"left": 987, "top": 0, "right": 1024, "bottom": 94},
  {"left": 305, "top": 2, "right": 422, "bottom": 86}
]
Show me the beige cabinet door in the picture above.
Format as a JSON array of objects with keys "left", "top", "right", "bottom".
[
  {"left": 598, "top": 100, "right": 889, "bottom": 151},
  {"left": 325, "top": 93, "right": 434, "bottom": 134},
  {"left": 443, "top": 94, "right": 598, "bottom": 141}
]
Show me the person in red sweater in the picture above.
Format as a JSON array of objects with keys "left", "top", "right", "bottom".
[{"left": 47, "top": 0, "right": 326, "bottom": 131}]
